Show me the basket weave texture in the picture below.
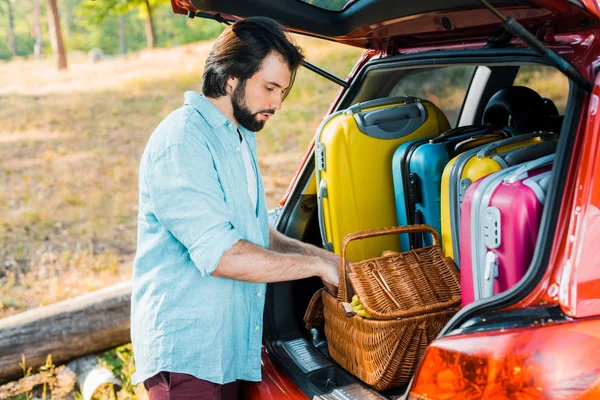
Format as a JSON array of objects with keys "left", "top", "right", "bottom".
[{"left": 321, "top": 224, "right": 461, "bottom": 390}]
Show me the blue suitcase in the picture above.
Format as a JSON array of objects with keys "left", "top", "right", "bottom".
[{"left": 392, "top": 125, "right": 514, "bottom": 251}]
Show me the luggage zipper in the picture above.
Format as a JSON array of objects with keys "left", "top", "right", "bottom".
[
  {"left": 448, "top": 147, "right": 481, "bottom": 266},
  {"left": 314, "top": 109, "right": 345, "bottom": 253},
  {"left": 402, "top": 139, "right": 428, "bottom": 248}
]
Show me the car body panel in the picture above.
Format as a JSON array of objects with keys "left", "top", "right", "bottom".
[
  {"left": 518, "top": 67, "right": 600, "bottom": 319},
  {"left": 242, "top": 347, "right": 310, "bottom": 400},
  {"left": 171, "top": 0, "right": 598, "bottom": 51}
]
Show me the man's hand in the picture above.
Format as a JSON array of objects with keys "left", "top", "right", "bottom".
[
  {"left": 317, "top": 252, "right": 357, "bottom": 299},
  {"left": 318, "top": 258, "right": 340, "bottom": 297}
]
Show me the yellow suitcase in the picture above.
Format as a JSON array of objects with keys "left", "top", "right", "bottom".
[
  {"left": 316, "top": 97, "right": 450, "bottom": 262},
  {"left": 440, "top": 132, "right": 557, "bottom": 264}
]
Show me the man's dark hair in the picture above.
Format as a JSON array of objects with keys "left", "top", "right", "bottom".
[{"left": 202, "top": 17, "right": 304, "bottom": 99}]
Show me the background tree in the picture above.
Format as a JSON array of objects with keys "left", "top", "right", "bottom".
[
  {"left": 32, "top": 0, "right": 43, "bottom": 59},
  {"left": 0, "top": 0, "right": 17, "bottom": 56},
  {"left": 46, "top": 0, "right": 67, "bottom": 70},
  {"left": 119, "top": 13, "right": 126, "bottom": 54},
  {"left": 0, "top": 0, "right": 224, "bottom": 61},
  {"left": 141, "top": 0, "right": 156, "bottom": 48}
]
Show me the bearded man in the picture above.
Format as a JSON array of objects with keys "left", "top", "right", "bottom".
[{"left": 130, "top": 17, "right": 340, "bottom": 400}]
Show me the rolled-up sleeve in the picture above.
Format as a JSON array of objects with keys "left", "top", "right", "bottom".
[{"left": 145, "top": 138, "right": 242, "bottom": 277}]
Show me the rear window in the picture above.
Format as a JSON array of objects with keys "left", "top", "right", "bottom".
[
  {"left": 388, "top": 66, "right": 476, "bottom": 127},
  {"left": 513, "top": 65, "right": 569, "bottom": 114}
]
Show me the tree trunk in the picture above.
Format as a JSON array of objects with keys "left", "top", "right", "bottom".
[
  {"left": 0, "top": 281, "right": 131, "bottom": 384},
  {"left": 46, "top": 0, "right": 67, "bottom": 70},
  {"left": 7, "top": 0, "right": 17, "bottom": 56},
  {"left": 32, "top": 0, "right": 43, "bottom": 59},
  {"left": 119, "top": 13, "right": 127, "bottom": 55},
  {"left": 143, "top": 0, "right": 156, "bottom": 49}
]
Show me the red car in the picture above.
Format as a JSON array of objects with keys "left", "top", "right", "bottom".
[{"left": 171, "top": 0, "right": 600, "bottom": 398}]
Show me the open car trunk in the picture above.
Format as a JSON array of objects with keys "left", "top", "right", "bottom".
[
  {"left": 170, "top": 0, "right": 595, "bottom": 398},
  {"left": 263, "top": 48, "right": 584, "bottom": 399}
]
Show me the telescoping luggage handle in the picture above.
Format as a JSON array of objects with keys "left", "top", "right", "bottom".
[
  {"left": 338, "top": 224, "right": 440, "bottom": 303},
  {"left": 503, "top": 153, "right": 555, "bottom": 184},
  {"left": 429, "top": 124, "right": 510, "bottom": 144},
  {"left": 346, "top": 96, "right": 419, "bottom": 113},
  {"left": 476, "top": 131, "right": 554, "bottom": 158}
]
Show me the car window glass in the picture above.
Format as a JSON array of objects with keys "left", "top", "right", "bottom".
[
  {"left": 296, "top": 0, "right": 352, "bottom": 11},
  {"left": 513, "top": 65, "right": 569, "bottom": 114},
  {"left": 388, "top": 66, "right": 476, "bottom": 127}
]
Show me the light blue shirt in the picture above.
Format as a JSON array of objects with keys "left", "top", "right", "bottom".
[{"left": 131, "top": 91, "right": 270, "bottom": 385}]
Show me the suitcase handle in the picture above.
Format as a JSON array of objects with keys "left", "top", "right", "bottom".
[
  {"left": 337, "top": 224, "right": 440, "bottom": 302},
  {"left": 347, "top": 96, "right": 418, "bottom": 113},
  {"left": 429, "top": 124, "right": 510, "bottom": 143},
  {"left": 503, "top": 154, "right": 555, "bottom": 184},
  {"left": 477, "top": 132, "right": 554, "bottom": 158},
  {"left": 453, "top": 132, "right": 509, "bottom": 154},
  {"left": 354, "top": 102, "right": 427, "bottom": 139},
  {"left": 503, "top": 139, "right": 558, "bottom": 167}
]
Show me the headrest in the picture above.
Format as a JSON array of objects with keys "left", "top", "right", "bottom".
[
  {"left": 542, "top": 97, "right": 559, "bottom": 116},
  {"left": 482, "top": 86, "right": 550, "bottom": 133}
]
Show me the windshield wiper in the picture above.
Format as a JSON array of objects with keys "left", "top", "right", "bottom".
[{"left": 479, "top": 0, "right": 592, "bottom": 92}]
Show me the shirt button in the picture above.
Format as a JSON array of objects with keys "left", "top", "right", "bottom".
[
  {"left": 256, "top": 291, "right": 262, "bottom": 297},
  {"left": 235, "top": 145, "right": 240, "bottom": 151},
  {"left": 255, "top": 326, "right": 260, "bottom": 331}
]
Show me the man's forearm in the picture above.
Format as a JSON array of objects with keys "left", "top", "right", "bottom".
[
  {"left": 212, "top": 239, "right": 328, "bottom": 283},
  {"left": 269, "top": 227, "right": 339, "bottom": 264},
  {"left": 268, "top": 228, "right": 352, "bottom": 297}
]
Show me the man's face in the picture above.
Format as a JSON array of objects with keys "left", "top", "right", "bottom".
[{"left": 231, "top": 52, "right": 292, "bottom": 132}]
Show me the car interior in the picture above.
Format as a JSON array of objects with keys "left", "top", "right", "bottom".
[{"left": 262, "top": 48, "right": 580, "bottom": 399}]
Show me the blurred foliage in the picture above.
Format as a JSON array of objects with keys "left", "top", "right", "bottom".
[
  {"left": 98, "top": 344, "right": 137, "bottom": 399},
  {"left": 0, "top": 0, "right": 225, "bottom": 60},
  {"left": 77, "top": 0, "right": 170, "bottom": 25}
]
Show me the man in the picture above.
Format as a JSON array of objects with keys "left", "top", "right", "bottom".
[{"left": 131, "top": 17, "right": 341, "bottom": 399}]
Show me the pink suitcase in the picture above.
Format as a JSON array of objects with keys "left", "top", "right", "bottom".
[{"left": 459, "top": 154, "right": 554, "bottom": 306}]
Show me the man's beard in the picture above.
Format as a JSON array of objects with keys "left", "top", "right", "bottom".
[{"left": 231, "top": 80, "right": 274, "bottom": 132}]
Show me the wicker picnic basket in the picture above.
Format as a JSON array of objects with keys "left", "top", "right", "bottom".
[{"left": 308, "top": 224, "right": 461, "bottom": 391}]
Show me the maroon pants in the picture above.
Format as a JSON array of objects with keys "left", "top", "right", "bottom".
[{"left": 144, "top": 372, "right": 240, "bottom": 400}]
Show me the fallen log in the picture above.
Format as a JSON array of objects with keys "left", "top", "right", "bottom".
[
  {"left": 0, "top": 281, "right": 131, "bottom": 384},
  {"left": 0, "top": 364, "right": 76, "bottom": 399}
]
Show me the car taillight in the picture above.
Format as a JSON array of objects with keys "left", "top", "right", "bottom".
[{"left": 408, "top": 318, "right": 600, "bottom": 400}]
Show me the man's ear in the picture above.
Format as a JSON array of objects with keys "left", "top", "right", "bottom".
[{"left": 226, "top": 76, "right": 239, "bottom": 96}]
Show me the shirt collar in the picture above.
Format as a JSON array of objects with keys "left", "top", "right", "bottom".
[{"left": 184, "top": 91, "right": 254, "bottom": 136}]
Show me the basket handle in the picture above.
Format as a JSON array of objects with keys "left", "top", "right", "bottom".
[{"left": 337, "top": 224, "right": 440, "bottom": 302}]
